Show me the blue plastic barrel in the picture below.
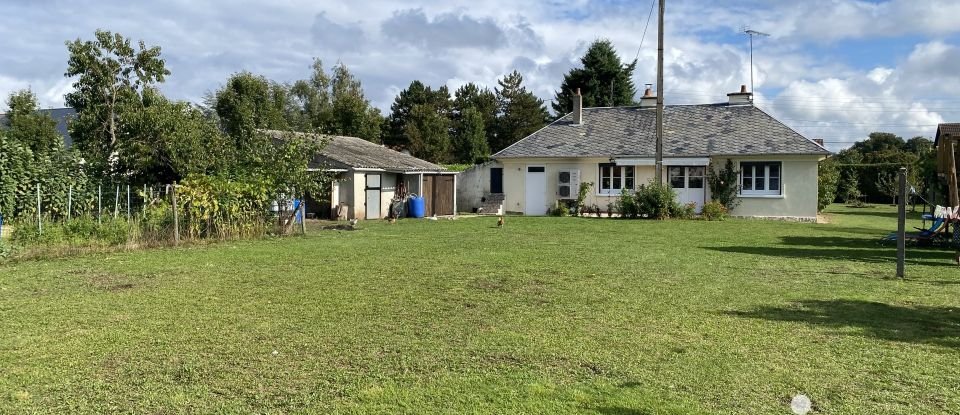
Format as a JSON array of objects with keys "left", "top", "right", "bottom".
[{"left": 407, "top": 196, "right": 426, "bottom": 218}]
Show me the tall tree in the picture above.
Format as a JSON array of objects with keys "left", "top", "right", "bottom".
[
  {"left": 495, "top": 71, "right": 549, "bottom": 152},
  {"left": 64, "top": 29, "right": 170, "bottom": 178},
  {"left": 904, "top": 136, "right": 934, "bottom": 156},
  {"left": 289, "top": 59, "right": 333, "bottom": 132},
  {"left": 384, "top": 81, "right": 451, "bottom": 152},
  {"left": 452, "top": 83, "right": 497, "bottom": 161},
  {"left": 288, "top": 59, "right": 383, "bottom": 141},
  {"left": 125, "top": 88, "right": 231, "bottom": 184},
  {"left": 405, "top": 104, "right": 452, "bottom": 163},
  {"left": 552, "top": 39, "right": 638, "bottom": 116},
  {"left": 213, "top": 71, "right": 290, "bottom": 142},
  {"left": 328, "top": 63, "right": 383, "bottom": 142},
  {"left": 452, "top": 107, "right": 490, "bottom": 164},
  {"left": 3, "top": 90, "right": 62, "bottom": 153}
]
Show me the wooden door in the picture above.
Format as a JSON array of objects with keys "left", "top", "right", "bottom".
[
  {"left": 422, "top": 175, "right": 435, "bottom": 217},
  {"left": 432, "top": 175, "right": 454, "bottom": 216}
]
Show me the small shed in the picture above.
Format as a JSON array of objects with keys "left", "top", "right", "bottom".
[{"left": 310, "top": 135, "right": 457, "bottom": 220}]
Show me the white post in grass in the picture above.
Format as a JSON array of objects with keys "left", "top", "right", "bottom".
[
  {"left": 300, "top": 195, "right": 306, "bottom": 235},
  {"left": 98, "top": 185, "right": 102, "bottom": 224},
  {"left": 36, "top": 183, "right": 42, "bottom": 235},
  {"left": 126, "top": 185, "right": 131, "bottom": 221},
  {"left": 171, "top": 183, "right": 180, "bottom": 246},
  {"left": 114, "top": 185, "right": 120, "bottom": 218},
  {"left": 67, "top": 185, "right": 73, "bottom": 220}
]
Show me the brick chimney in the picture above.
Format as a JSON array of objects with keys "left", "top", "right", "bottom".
[
  {"left": 640, "top": 86, "right": 657, "bottom": 109},
  {"left": 572, "top": 88, "right": 583, "bottom": 125},
  {"left": 727, "top": 84, "right": 753, "bottom": 105}
]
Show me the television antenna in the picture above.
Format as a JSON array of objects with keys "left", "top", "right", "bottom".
[{"left": 743, "top": 27, "right": 770, "bottom": 93}]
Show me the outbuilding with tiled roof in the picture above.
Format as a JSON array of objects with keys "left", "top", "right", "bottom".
[{"left": 302, "top": 133, "right": 456, "bottom": 220}]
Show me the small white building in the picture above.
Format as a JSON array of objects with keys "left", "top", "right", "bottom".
[
  {"left": 487, "top": 86, "right": 831, "bottom": 221},
  {"left": 310, "top": 135, "right": 457, "bottom": 220}
]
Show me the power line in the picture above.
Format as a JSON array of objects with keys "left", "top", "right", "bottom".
[
  {"left": 660, "top": 89, "right": 960, "bottom": 105},
  {"left": 634, "top": 0, "right": 657, "bottom": 61},
  {"left": 781, "top": 120, "right": 942, "bottom": 127},
  {"left": 667, "top": 90, "right": 960, "bottom": 103}
]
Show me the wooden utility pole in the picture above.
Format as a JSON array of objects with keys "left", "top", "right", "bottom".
[
  {"left": 896, "top": 167, "right": 906, "bottom": 278},
  {"left": 655, "top": 0, "right": 665, "bottom": 184},
  {"left": 947, "top": 139, "right": 959, "bottom": 265},
  {"left": 948, "top": 139, "right": 959, "bottom": 207}
]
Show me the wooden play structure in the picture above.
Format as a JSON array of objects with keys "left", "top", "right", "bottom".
[{"left": 934, "top": 123, "right": 960, "bottom": 264}]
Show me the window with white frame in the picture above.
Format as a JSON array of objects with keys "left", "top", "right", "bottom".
[
  {"left": 598, "top": 163, "right": 635, "bottom": 195},
  {"left": 740, "top": 162, "right": 782, "bottom": 195}
]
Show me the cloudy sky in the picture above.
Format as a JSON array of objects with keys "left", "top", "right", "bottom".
[{"left": 3, "top": 0, "right": 960, "bottom": 150}]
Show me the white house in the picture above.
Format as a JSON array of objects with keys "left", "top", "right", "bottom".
[{"left": 483, "top": 86, "right": 830, "bottom": 221}]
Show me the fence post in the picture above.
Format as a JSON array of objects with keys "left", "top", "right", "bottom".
[
  {"left": 897, "top": 167, "right": 906, "bottom": 279},
  {"left": 67, "top": 185, "right": 73, "bottom": 220},
  {"left": 300, "top": 196, "right": 306, "bottom": 235},
  {"left": 171, "top": 183, "right": 180, "bottom": 246},
  {"left": 126, "top": 185, "right": 131, "bottom": 221},
  {"left": 36, "top": 183, "right": 42, "bottom": 236},
  {"left": 98, "top": 184, "right": 102, "bottom": 224},
  {"left": 143, "top": 184, "right": 148, "bottom": 219},
  {"left": 114, "top": 185, "right": 120, "bottom": 218}
]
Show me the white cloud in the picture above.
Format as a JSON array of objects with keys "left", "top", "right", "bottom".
[
  {"left": 1, "top": 0, "right": 959, "bottom": 149},
  {"left": 761, "top": 41, "right": 960, "bottom": 149}
]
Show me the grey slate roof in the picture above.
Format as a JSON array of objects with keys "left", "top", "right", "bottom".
[
  {"left": 494, "top": 104, "right": 829, "bottom": 158},
  {"left": 0, "top": 107, "right": 76, "bottom": 147},
  {"left": 307, "top": 134, "right": 445, "bottom": 172}
]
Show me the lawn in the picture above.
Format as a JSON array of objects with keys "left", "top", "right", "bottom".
[{"left": 1, "top": 205, "right": 958, "bottom": 414}]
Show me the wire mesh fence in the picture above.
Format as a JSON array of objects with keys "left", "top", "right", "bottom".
[{"left": 0, "top": 182, "right": 307, "bottom": 253}]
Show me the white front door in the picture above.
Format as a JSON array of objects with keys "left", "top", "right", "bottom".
[
  {"left": 668, "top": 166, "right": 706, "bottom": 212},
  {"left": 524, "top": 166, "right": 548, "bottom": 216}
]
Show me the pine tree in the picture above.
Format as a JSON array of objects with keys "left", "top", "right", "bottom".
[
  {"left": 453, "top": 107, "right": 490, "bottom": 164},
  {"left": 451, "top": 83, "right": 496, "bottom": 163},
  {"left": 384, "top": 81, "right": 451, "bottom": 151},
  {"left": 494, "top": 71, "right": 549, "bottom": 152},
  {"left": 552, "top": 39, "right": 637, "bottom": 116},
  {"left": 405, "top": 104, "right": 451, "bottom": 163}
]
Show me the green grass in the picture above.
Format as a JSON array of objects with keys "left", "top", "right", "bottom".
[{"left": 1, "top": 205, "right": 958, "bottom": 414}]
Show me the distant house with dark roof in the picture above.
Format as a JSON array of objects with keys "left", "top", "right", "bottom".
[
  {"left": 306, "top": 134, "right": 457, "bottom": 220},
  {"left": 468, "top": 86, "right": 829, "bottom": 221},
  {"left": 0, "top": 108, "right": 76, "bottom": 147}
]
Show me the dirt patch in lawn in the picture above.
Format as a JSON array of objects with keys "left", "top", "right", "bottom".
[
  {"left": 320, "top": 224, "right": 359, "bottom": 231},
  {"left": 86, "top": 272, "right": 138, "bottom": 292}
]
